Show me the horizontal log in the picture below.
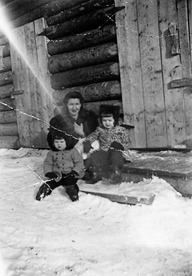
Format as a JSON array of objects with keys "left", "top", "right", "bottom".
[
  {"left": 169, "top": 78, "right": 192, "bottom": 88},
  {"left": 0, "top": 37, "right": 9, "bottom": 46},
  {"left": 52, "top": 80, "right": 121, "bottom": 104},
  {"left": 47, "top": 0, "right": 114, "bottom": 26},
  {"left": 49, "top": 42, "right": 118, "bottom": 73},
  {"left": 12, "top": 0, "right": 89, "bottom": 28},
  {"left": 0, "top": 98, "right": 15, "bottom": 111},
  {"left": 2, "top": 0, "right": 13, "bottom": 5},
  {"left": 55, "top": 99, "right": 122, "bottom": 116},
  {"left": 6, "top": 0, "right": 52, "bottom": 21},
  {"left": 0, "top": 88, "right": 23, "bottom": 99},
  {"left": 48, "top": 25, "right": 116, "bottom": 55},
  {"left": 6, "top": 0, "right": 48, "bottom": 8},
  {"left": 51, "top": 62, "right": 120, "bottom": 89},
  {"left": 0, "top": 71, "right": 13, "bottom": 86},
  {"left": 0, "top": 84, "right": 13, "bottom": 95},
  {"left": 44, "top": 0, "right": 89, "bottom": 17},
  {"left": 0, "top": 44, "right": 10, "bottom": 57},
  {"left": 0, "top": 123, "right": 18, "bottom": 136},
  {"left": 40, "top": 7, "right": 116, "bottom": 39},
  {"left": 0, "top": 136, "right": 19, "bottom": 149},
  {"left": 0, "top": 110, "right": 17, "bottom": 124},
  {"left": 0, "top": 56, "right": 11, "bottom": 73},
  {"left": 5, "top": 0, "right": 22, "bottom": 6},
  {"left": 84, "top": 99, "right": 122, "bottom": 115}
]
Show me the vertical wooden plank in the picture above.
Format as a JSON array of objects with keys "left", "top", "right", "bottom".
[
  {"left": 34, "top": 18, "right": 54, "bottom": 148},
  {"left": 137, "top": 0, "right": 167, "bottom": 147},
  {"left": 189, "top": 0, "right": 192, "bottom": 62},
  {"left": 114, "top": 0, "right": 135, "bottom": 147},
  {"left": 10, "top": 26, "right": 32, "bottom": 146},
  {"left": 177, "top": 0, "right": 191, "bottom": 77},
  {"left": 158, "top": 0, "right": 186, "bottom": 146},
  {"left": 10, "top": 19, "right": 54, "bottom": 148},
  {"left": 177, "top": 0, "right": 192, "bottom": 143},
  {"left": 115, "top": 0, "right": 146, "bottom": 147},
  {"left": 23, "top": 22, "right": 41, "bottom": 148}
]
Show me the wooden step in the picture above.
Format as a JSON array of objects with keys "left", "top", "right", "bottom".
[
  {"left": 123, "top": 151, "right": 192, "bottom": 197},
  {"left": 80, "top": 151, "right": 192, "bottom": 201}
]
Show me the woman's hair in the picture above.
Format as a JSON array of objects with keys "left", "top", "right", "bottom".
[{"left": 63, "top": 91, "right": 84, "bottom": 105}]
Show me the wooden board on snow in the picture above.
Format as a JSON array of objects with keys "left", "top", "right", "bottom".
[{"left": 78, "top": 180, "right": 155, "bottom": 205}]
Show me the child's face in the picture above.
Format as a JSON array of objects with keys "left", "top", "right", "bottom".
[
  {"left": 54, "top": 138, "right": 66, "bottom": 150},
  {"left": 102, "top": 116, "right": 115, "bottom": 129}
]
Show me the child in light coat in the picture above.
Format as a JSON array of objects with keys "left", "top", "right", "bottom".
[{"left": 36, "top": 131, "right": 84, "bottom": 202}]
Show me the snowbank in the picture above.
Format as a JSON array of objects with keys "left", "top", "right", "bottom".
[{"left": 1, "top": 148, "right": 192, "bottom": 275}]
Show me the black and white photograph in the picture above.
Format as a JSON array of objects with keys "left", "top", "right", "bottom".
[{"left": 0, "top": 0, "right": 192, "bottom": 275}]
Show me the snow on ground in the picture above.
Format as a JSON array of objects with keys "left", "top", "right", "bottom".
[{"left": 1, "top": 148, "right": 192, "bottom": 276}]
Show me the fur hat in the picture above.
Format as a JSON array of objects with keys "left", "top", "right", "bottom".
[{"left": 99, "top": 105, "right": 120, "bottom": 125}]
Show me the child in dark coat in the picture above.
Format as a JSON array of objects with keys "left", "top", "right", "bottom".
[
  {"left": 84, "top": 105, "right": 131, "bottom": 184},
  {"left": 36, "top": 131, "right": 85, "bottom": 202}
]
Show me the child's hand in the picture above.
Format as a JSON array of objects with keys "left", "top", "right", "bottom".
[
  {"left": 45, "top": 172, "right": 59, "bottom": 179},
  {"left": 69, "top": 170, "right": 79, "bottom": 178},
  {"left": 74, "top": 123, "right": 85, "bottom": 137}
]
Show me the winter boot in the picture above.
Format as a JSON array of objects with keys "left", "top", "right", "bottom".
[
  {"left": 66, "top": 184, "right": 79, "bottom": 202},
  {"left": 82, "top": 168, "right": 93, "bottom": 181},
  {"left": 110, "top": 168, "right": 122, "bottom": 184},
  {"left": 87, "top": 166, "right": 102, "bottom": 184},
  {"left": 36, "top": 183, "right": 52, "bottom": 201}
]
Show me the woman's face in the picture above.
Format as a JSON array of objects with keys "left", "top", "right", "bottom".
[{"left": 67, "top": 98, "right": 81, "bottom": 118}]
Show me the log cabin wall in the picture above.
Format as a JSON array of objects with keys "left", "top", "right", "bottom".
[
  {"left": 1, "top": 0, "right": 192, "bottom": 149},
  {"left": 40, "top": 0, "right": 135, "bottom": 145},
  {"left": 0, "top": 35, "right": 19, "bottom": 148},
  {"left": 1, "top": 0, "right": 126, "bottom": 149},
  {"left": 44, "top": 0, "right": 123, "bottom": 117},
  {"left": 42, "top": 0, "right": 192, "bottom": 148}
]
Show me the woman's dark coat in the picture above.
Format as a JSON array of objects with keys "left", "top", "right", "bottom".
[{"left": 47, "top": 107, "right": 98, "bottom": 150}]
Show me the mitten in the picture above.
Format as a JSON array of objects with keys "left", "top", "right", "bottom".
[
  {"left": 45, "top": 172, "right": 58, "bottom": 179},
  {"left": 110, "top": 141, "right": 124, "bottom": 151},
  {"left": 83, "top": 140, "right": 92, "bottom": 153},
  {"left": 62, "top": 170, "right": 79, "bottom": 179},
  {"left": 68, "top": 170, "right": 79, "bottom": 178}
]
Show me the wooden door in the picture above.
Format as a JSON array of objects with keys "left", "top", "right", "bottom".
[{"left": 115, "top": 0, "right": 192, "bottom": 148}]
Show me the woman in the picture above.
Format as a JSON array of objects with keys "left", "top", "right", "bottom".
[{"left": 47, "top": 91, "right": 98, "bottom": 150}]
